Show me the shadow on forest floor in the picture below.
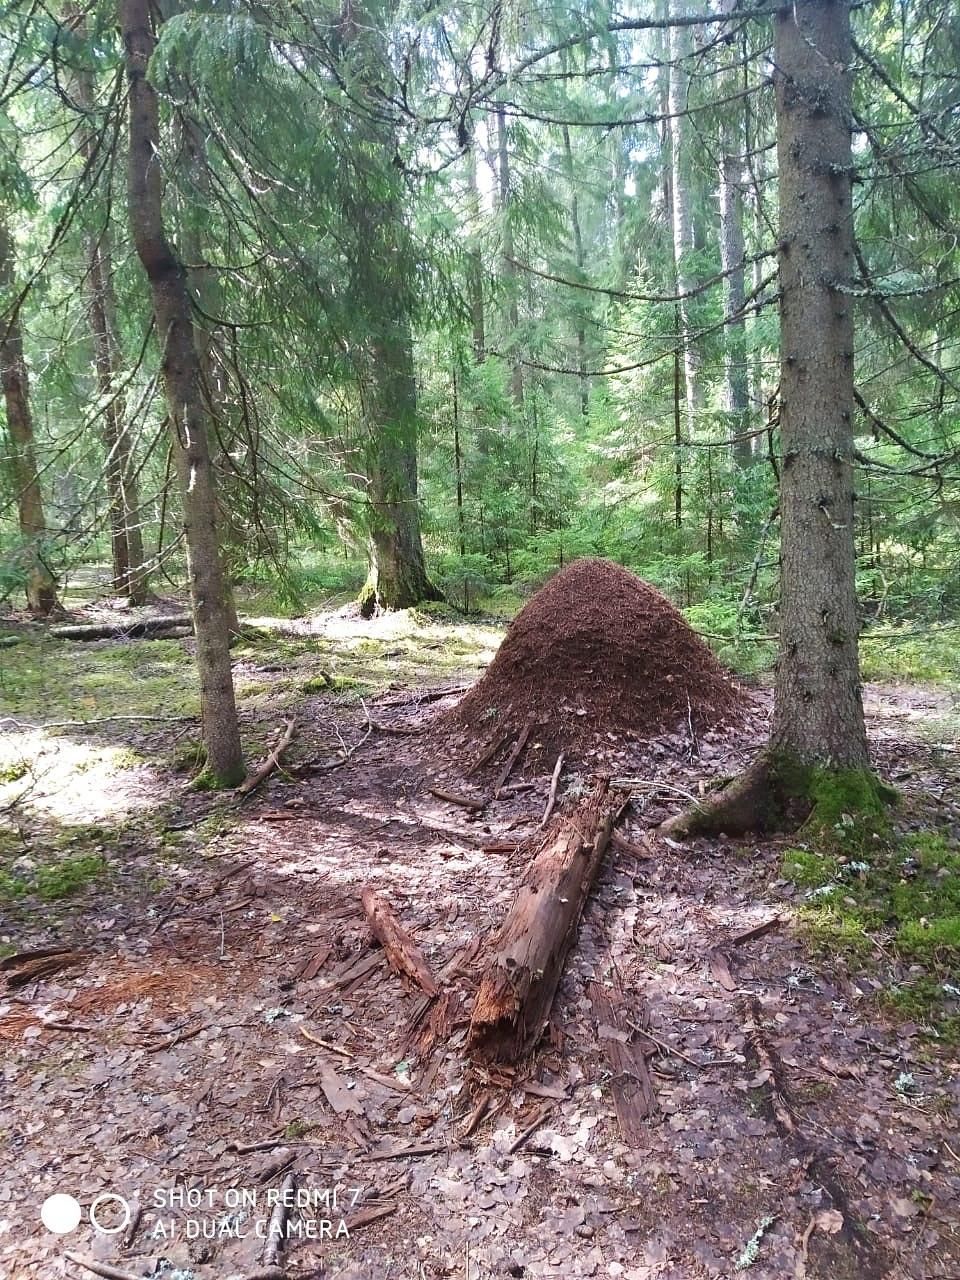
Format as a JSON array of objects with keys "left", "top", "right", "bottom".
[{"left": 0, "top": 599, "right": 958, "bottom": 1279}]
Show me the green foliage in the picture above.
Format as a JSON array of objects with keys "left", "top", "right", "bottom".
[{"left": 784, "top": 829, "right": 960, "bottom": 1038}]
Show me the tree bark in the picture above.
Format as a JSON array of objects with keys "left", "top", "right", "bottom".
[
  {"left": 668, "top": 3, "right": 700, "bottom": 436},
  {"left": 468, "top": 779, "right": 616, "bottom": 1063},
  {"left": 66, "top": 7, "right": 148, "bottom": 604},
  {"left": 0, "top": 223, "right": 59, "bottom": 616},
  {"left": 358, "top": 322, "right": 439, "bottom": 615},
  {"left": 120, "top": 0, "right": 244, "bottom": 786},
  {"left": 719, "top": 119, "right": 751, "bottom": 468},
  {"left": 659, "top": 0, "right": 873, "bottom": 842},
  {"left": 770, "top": 0, "right": 867, "bottom": 768}
]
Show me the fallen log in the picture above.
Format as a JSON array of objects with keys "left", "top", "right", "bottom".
[
  {"left": 468, "top": 777, "right": 616, "bottom": 1062},
  {"left": 49, "top": 615, "right": 193, "bottom": 641},
  {"left": 360, "top": 887, "right": 439, "bottom": 996}
]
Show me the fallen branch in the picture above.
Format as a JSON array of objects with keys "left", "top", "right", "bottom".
[
  {"left": 361, "top": 887, "right": 439, "bottom": 996},
  {"left": 262, "top": 1173, "right": 296, "bottom": 1270},
  {"left": 469, "top": 778, "right": 616, "bottom": 1062},
  {"left": 428, "top": 786, "right": 486, "bottom": 811},
  {"left": 2, "top": 947, "right": 86, "bottom": 990},
  {"left": 63, "top": 1255, "right": 142, "bottom": 1280},
  {"left": 50, "top": 615, "right": 192, "bottom": 641},
  {"left": 540, "top": 752, "right": 565, "bottom": 827},
  {"left": 493, "top": 719, "right": 534, "bottom": 797},
  {"left": 237, "top": 718, "right": 297, "bottom": 796}
]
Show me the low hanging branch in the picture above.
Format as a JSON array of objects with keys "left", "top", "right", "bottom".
[
  {"left": 361, "top": 887, "right": 439, "bottom": 996},
  {"left": 236, "top": 717, "right": 297, "bottom": 796},
  {"left": 468, "top": 777, "right": 616, "bottom": 1063}
]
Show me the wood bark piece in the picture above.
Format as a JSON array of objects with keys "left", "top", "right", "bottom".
[
  {"left": 493, "top": 719, "right": 534, "bottom": 797},
  {"left": 237, "top": 718, "right": 297, "bottom": 796},
  {"left": 49, "top": 616, "right": 192, "bottom": 641},
  {"left": 361, "top": 887, "right": 439, "bottom": 996},
  {"left": 2, "top": 948, "right": 85, "bottom": 990},
  {"left": 317, "top": 1062, "right": 363, "bottom": 1117},
  {"left": 589, "top": 978, "right": 658, "bottom": 1142},
  {"left": 468, "top": 778, "right": 615, "bottom": 1062}
]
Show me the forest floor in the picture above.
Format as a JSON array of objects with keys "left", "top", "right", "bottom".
[{"left": 0, "top": 591, "right": 958, "bottom": 1280}]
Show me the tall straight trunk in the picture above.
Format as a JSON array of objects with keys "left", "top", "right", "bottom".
[
  {"left": 120, "top": 0, "right": 244, "bottom": 785},
  {"left": 465, "top": 144, "right": 486, "bottom": 362},
  {"left": 67, "top": 8, "right": 148, "bottom": 603},
  {"left": 335, "top": 5, "right": 436, "bottom": 615},
  {"left": 770, "top": 0, "right": 867, "bottom": 768},
  {"left": 561, "top": 125, "right": 589, "bottom": 416},
  {"left": 668, "top": 3, "right": 700, "bottom": 435},
  {"left": 719, "top": 119, "right": 751, "bottom": 468},
  {"left": 0, "top": 224, "right": 59, "bottom": 616},
  {"left": 496, "top": 104, "right": 524, "bottom": 408},
  {"left": 359, "top": 323, "right": 436, "bottom": 614},
  {"left": 173, "top": 111, "right": 241, "bottom": 632}
]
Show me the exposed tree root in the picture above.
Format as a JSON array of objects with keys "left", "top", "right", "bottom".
[{"left": 660, "top": 752, "right": 893, "bottom": 841}]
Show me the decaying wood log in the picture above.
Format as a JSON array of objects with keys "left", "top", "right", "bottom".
[
  {"left": 49, "top": 615, "right": 193, "bottom": 641},
  {"left": 468, "top": 777, "right": 616, "bottom": 1062},
  {"left": 361, "top": 887, "right": 439, "bottom": 996}
]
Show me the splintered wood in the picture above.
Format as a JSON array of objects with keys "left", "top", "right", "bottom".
[
  {"left": 468, "top": 777, "right": 616, "bottom": 1062},
  {"left": 361, "top": 887, "right": 439, "bottom": 996},
  {"left": 589, "top": 975, "right": 658, "bottom": 1142}
]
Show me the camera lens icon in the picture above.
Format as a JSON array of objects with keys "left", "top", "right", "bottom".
[{"left": 89, "top": 1193, "right": 132, "bottom": 1235}]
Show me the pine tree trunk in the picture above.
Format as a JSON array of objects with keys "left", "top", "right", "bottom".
[
  {"left": 120, "top": 0, "right": 244, "bottom": 786},
  {"left": 719, "top": 120, "right": 751, "bottom": 468},
  {"left": 668, "top": 4, "right": 700, "bottom": 435},
  {"left": 67, "top": 7, "right": 148, "bottom": 604},
  {"left": 770, "top": 0, "right": 867, "bottom": 768},
  {"left": 0, "top": 224, "right": 59, "bottom": 616}
]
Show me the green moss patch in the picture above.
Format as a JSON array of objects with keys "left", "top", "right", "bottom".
[{"left": 783, "top": 829, "right": 960, "bottom": 1040}]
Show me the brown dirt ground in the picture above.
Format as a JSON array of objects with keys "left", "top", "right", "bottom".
[{"left": 0, "top": 622, "right": 958, "bottom": 1280}]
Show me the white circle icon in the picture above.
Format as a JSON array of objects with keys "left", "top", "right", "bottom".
[
  {"left": 89, "top": 1193, "right": 132, "bottom": 1235},
  {"left": 41, "top": 1194, "right": 82, "bottom": 1234}
]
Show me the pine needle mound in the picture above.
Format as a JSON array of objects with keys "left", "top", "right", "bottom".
[{"left": 448, "top": 558, "right": 746, "bottom": 760}]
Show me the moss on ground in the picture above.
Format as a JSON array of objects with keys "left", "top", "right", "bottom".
[{"left": 782, "top": 828, "right": 960, "bottom": 1040}]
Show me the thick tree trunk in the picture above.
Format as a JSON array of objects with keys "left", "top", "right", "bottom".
[
  {"left": 120, "top": 0, "right": 244, "bottom": 786},
  {"left": 660, "top": 0, "right": 874, "bottom": 843},
  {"left": 468, "top": 779, "right": 616, "bottom": 1063},
  {"left": 719, "top": 120, "right": 751, "bottom": 469},
  {"left": 668, "top": 5, "right": 700, "bottom": 435},
  {"left": 359, "top": 325, "right": 439, "bottom": 615},
  {"left": 770, "top": 0, "right": 867, "bottom": 769},
  {"left": 0, "top": 224, "right": 59, "bottom": 616},
  {"left": 67, "top": 7, "right": 148, "bottom": 604}
]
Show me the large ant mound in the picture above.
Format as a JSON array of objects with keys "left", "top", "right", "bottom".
[{"left": 447, "top": 558, "right": 746, "bottom": 762}]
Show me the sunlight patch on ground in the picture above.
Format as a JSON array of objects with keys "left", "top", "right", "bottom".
[{"left": 0, "top": 729, "right": 163, "bottom": 824}]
